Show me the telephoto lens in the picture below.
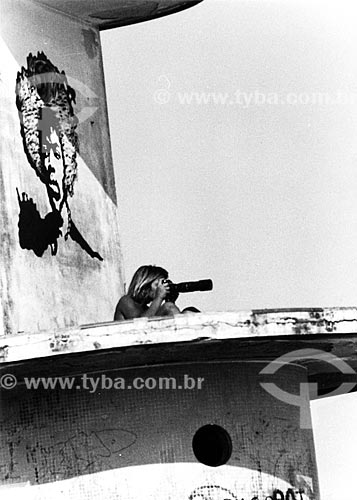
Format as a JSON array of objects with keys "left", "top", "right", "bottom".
[{"left": 171, "top": 279, "right": 213, "bottom": 294}]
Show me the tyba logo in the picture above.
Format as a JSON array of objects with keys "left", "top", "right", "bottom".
[{"left": 259, "top": 348, "right": 356, "bottom": 428}]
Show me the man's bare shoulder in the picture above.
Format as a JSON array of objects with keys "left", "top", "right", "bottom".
[
  {"left": 117, "top": 295, "right": 133, "bottom": 307},
  {"left": 115, "top": 295, "right": 144, "bottom": 320}
]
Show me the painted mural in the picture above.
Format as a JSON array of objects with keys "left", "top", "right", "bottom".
[{"left": 15, "top": 52, "right": 103, "bottom": 260}]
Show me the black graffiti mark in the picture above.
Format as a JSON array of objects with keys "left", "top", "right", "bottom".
[
  {"left": 265, "top": 490, "right": 300, "bottom": 500},
  {"left": 189, "top": 485, "right": 240, "bottom": 500},
  {"left": 273, "top": 490, "right": 285, "bottom": 500},
  {"left": 17, "top": 190, "right": 63, "bottom": 256},
  {"left": 66, "top": 221, "right": 103, "bottom": 261},
  {"left": 15, "top": 51, "right": 102, "bottom": 260},
  {"left": 24, "top": 428, "right": 137, "bottom": 482},
  {"left": 51, "top": 429, "right": 137, "bottom": 476},
  {"left": 16, "top": 190, "right": 103, "bottom": 260},
  {"left": 285, "top": 489, "right": 299, "bottom": 500},
  {"left": 189, "top": 487, "right": 305, "bottom": 500}
]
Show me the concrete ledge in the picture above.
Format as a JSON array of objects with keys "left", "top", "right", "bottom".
[{"left": 1, "top": 308, "right": 357, "bottom": 364}]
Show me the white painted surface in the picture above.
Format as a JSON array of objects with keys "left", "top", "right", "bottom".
[{"left": 0, "top": 464, "right": 311, "bottom": 500}]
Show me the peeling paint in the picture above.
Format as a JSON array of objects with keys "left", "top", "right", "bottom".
[
  {"left": 49, "top": 333, "right": 72, "bottom": 352},
  {"left": 0, "top": 345, "right": 9, "bottom": 361}
]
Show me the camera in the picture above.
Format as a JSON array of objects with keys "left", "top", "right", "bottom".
[{"left": 169, "top": 279, "right": 213, "bottom": 294}]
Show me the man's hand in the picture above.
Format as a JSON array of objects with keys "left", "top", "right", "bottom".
[
  {"left": 155, "top": 279, "right": 171, "bottom": 300},
  {"left": 164, "top": 279, "right": 179, "bottom": 303}
]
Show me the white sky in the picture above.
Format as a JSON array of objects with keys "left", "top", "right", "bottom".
[{"left": 101, "top": 1, "right": 357, "bottom": 497}]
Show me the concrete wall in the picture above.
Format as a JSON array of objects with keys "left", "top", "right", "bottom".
[
  {"left": 0, "top": 0, "right": 124, "bottom": 335},
  {"left": 0, "top": 357, "right": 319, "bottom": 500}
]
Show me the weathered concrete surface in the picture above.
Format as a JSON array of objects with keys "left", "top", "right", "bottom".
[
  {"left": 0, "top": 359, "right": 319, "bottom": 500},
  {"left": 32, "top": 0, "right": 204, "bottom": 30},
  {"left": 3, "top": 308, "right": 355, "bottom": 499},
  {"left": 0, "top": 0, "right": 124, "bottom": 335},
  {"left": 0, "top": 307, "right": 356, "bottom": 356}
]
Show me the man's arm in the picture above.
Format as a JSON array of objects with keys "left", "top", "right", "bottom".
[{"left": 114, "top": 294, "right": 167, "bottom": 320}]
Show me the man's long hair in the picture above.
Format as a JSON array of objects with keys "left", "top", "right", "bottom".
[{"left": 127, "top": 265, "right": 168, "bottom": 305}]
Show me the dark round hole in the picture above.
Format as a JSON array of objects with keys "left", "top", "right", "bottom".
[{"left": 192, "top": 424, "right": 232, "bottom": 467}]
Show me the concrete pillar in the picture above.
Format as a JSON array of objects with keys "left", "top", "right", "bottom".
[{"left": 0, "top": 0, "right": 125, "bottom": 335}]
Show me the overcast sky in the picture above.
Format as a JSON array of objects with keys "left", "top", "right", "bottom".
[{"left": 101, "top": 1, "right": 357, "bottom": 497}]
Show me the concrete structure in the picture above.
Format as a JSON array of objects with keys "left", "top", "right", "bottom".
[
  {"left": 2, "top": 308, "right": 357, "bottom": 499},
  {"left": 1, "top": 3, "right": 356, "bottom": 500}
]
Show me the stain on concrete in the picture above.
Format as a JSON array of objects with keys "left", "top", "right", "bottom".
[
  {"left": 81, "top": 29, "right": 99, "bottom": 59},
  {"left": 88, "top": 2, "right": 158, "bottom": 22}
]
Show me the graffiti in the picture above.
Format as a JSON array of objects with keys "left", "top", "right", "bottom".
[
  {"left": 189, "top": 486, "right": 306, "bottom": 500},
  {"left": 15, "top": 51, "right": 103, "bottom": 260},
  {"left": 262, "top": 489, "right": 304, "bottom": 500},
  {"left": 189, "top": 485, "right": 239, "bottom": 500},
  {"left": 25, "top": 428, "right": 137, "bottom": 483},
  {"left": 17, "top": 190, "right": 63, "bottom": 256}
]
